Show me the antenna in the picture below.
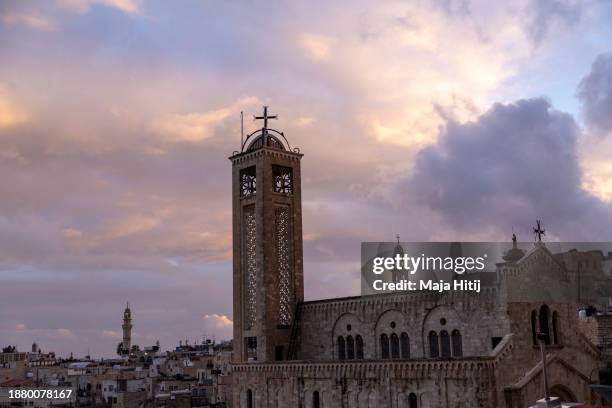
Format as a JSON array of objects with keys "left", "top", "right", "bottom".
[{"left": 240, "top": 111, "right": 244, "bottom": 148}]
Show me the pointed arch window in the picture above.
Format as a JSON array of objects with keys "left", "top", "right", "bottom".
[
  {"left": 539, "top": 305, "right": 551, "bottom": 345},
  {"left": 347, "top": 335, "right": 355, "bottom": 360},
  {"left": 531, "top": 310, "right": 538, "bottom": 345},
  {"left": 440, "top": 330, "right": 451, "bottom": 358},
  {"left": 552, "top": 311, "right": 559, "bottom": 344},
  {"left": 312, "top": 391, "right": 320, "bottom": 408},
  {"left": 409, "top": 392, "right": 418, "bottom": 408},
  {"left": 400, "top": 332, "right": 410, "bottom": 359},
  {"left": 247, "top": 389, "right": 253, "bottom": 408},
  {"left": 337, "top": 336, "right": 346, "bottom": 360},
  {"left": 428, "top": 331, "right": 439, "bottom": 358},
  {"left": 451, "top": 330, "right": 463, "bottom": 357},
  {"left": 356, "top": 335, "right": 364, "bottom": 359},
  {"left": 380, "top": 334, "right": 390, "bottom": 359},
  {"left": 390, "top": 333, "right": 400, "bottom": 359}
]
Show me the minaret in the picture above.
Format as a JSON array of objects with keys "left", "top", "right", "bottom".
[
  {"left": 122, "top": 302, "right": 132, "bottom": 353},
  {"left": 230, "top": 106, "right": 304, "bottom": 362}
]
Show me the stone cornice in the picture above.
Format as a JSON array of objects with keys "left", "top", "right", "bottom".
[
  {"left": 229, "top": 147, "right": 303, "bottom": 164},
  {"left": 231, "top": 357, "right": 495, "bottom": 377}
]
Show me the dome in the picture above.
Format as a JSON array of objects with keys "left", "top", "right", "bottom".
[
  {"left": 503, "top": 247, "right": 525, "bottom": 263},
  {"left": 246, "top": 133, "right": 287, "bottom": 152},
  {"left": 503, "top": 234, "right": 525, "bottom": 262}
]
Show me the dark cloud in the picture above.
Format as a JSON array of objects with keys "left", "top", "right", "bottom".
[
  {"left": 404, "top": 98, "right": 612, "bottom": 240},
  {"left": 524, "top": 0, "right": 582, "bottom": 45},
  {"left": 578, "top": 53, "right": 612, "bottom": 132}
]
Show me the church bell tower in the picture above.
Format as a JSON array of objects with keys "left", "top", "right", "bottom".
[{"left": 230, "top": 106, "right": 304, "bottom": 362}]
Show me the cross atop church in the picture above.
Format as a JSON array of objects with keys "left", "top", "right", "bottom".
[
  {"left": 254, "top": 106, "right": 278, "bottom": 133},
  {"left": 533, "top": 220, "right": 545, "bottom": 242}
]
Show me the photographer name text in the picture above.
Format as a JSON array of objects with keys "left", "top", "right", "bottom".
[{"left": 372, "top": 279, "right": 481, "bottom": 293}]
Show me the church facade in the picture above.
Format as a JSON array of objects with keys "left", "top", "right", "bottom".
[{"left": 229, "top": 109, "right": 606, "bottom": 408}]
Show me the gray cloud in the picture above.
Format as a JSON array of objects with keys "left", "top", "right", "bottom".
[
  {"left": 578, "top": 53, "right": 612, "bottom": 132},
  {"left": 404, "top": 98, "right": 612, "bottom": 240},
  {"left": 524, "top": 0, "right": 583, "bottom": 45}
]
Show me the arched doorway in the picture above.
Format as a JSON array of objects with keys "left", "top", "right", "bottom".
[{"left": 550, "top": 384, "right": 577, "bottom": 402}]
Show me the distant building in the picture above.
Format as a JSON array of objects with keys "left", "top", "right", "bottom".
[{"left": 1, "top": 332, "right": 232, "bottom": 407}]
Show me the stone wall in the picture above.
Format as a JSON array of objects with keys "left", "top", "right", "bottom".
[
  {"left": 232, "top": 359, "right": 498, "bottom": 408},
  {"left": 579, "top": 313, "right": 612, "bottom": 362},
  {"left": 296, "top": 289, "right": 509, "bottom": 362}
]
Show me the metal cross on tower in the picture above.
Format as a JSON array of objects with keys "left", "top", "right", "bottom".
[
  {"left": 533, "top": 220, "right": 545, "bottom": 242},
  {"left": 254, "top": 106, "right": 278, "bottom": 134}
]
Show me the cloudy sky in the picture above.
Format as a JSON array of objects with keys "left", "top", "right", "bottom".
[{"left": 1, "top": 0, "right": 612, "bottom": 358}]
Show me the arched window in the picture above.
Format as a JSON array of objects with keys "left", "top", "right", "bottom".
[
  {"left": 368, "top": 390, "right": 377, "bottom": 408},
  {"left": 380, "top": 334, "right": 390, "bottom": 359},
  {"left": 356, "top": 335, "right": 364, "bottom": 359},
  {"left": 440, "top": 330, "right": 451, "bottom": 358},
  {"left": 313, "top": 390, "right": 320, "bottom": 408},
  {"left": 337, "top": 336, "right": 346, "bottom": 360},
  {"left": 347, "top": 335, "right": 355, "bottom": 360},
  {"left": 428, "top": 331, "right": 439, "bottom": 358},
  {"left": 400, "top": 332, "right": 410, "bottom": 359},
  {"left": 539, "top": 305, "right": 551, "bottom": 345},
  {"left": 390, "top": 333, "right": 400, "bottom": 359},
  {"left": 247, "top": 389, "right": 253, "bottom": 408},
  {"left": 452, "top": 330, "right": 463, "bottom": 357},
  {"left": 409, "top": 392, "right": 418, "bottom": 408},
  {"left": 531, "top": 310, "right": 537, "bottom": 345},
  {"left": 552, "top": 311, "right": 559, "bottom": 344}
]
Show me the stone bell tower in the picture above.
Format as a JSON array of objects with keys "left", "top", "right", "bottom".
[
  {"left": 230, "top": 106, "right": 304, "bottom": 363},
  {"left": 122, "top": 302, "right": 132, "bottom": 354}
]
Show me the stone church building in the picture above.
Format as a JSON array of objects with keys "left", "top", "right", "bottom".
[{"left": 229, "top": 108, "right": 609, "bottom": 407}]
